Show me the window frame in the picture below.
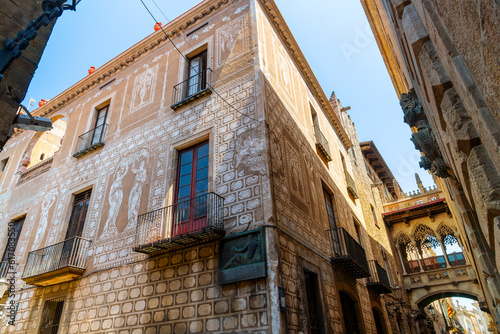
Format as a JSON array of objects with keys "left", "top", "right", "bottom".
[
  {"left": 65, "top": 189, "right": 92, "bottom": 240},
  {"left": 186, "top": 50, "right": 208, "bottom": 98},
  {"left": 38, "top": 297, "right": 65, "bottom": 334},
  {"left": 1, "top": 217, "right": 24, "bottom": 262},
  {"left": 91, "top": 104, "right": 109, "bottom": 146}
]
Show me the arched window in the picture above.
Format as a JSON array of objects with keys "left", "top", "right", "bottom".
[
  {"left": 397, "top": 233, "right": 420, "bottom": 273},
  {"left": 438, "top": 225, "right": 465, "bottom": 267},
  {"left": 24, "top": 116, "right": 67, "bottom": 169},
  {"left": 413, "top": 224, "right": 445, "bottom": 270}
]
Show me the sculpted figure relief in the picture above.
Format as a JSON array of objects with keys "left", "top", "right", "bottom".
[{"left": 223, "top": 234, "right": 261, "bottom": 269}]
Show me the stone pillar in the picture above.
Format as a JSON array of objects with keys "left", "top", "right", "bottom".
[
  {"left": 439, "top": 239, "right": 451, "bottom": 268},
  {"left": 396, "top": 244, "right": 407, "bottom": 275}
]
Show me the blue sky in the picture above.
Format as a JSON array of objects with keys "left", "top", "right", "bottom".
[{"left": 22, "top": 0, "right": 434, "bottom": 192}]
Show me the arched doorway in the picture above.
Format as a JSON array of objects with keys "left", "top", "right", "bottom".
[
  {"left": 339, "top": 291, "right": 361, "bottom": 334},
  {"left": 372, "top": 307, "right": 386, "bottom": 334}
]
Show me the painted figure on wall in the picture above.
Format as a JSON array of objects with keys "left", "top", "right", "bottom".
[
  {"left": 102, "top": 159, "right": 128, "bottom": 237},
  {"left": 32, "top": 189, "right": 58, "bottom": 249},
  {"left": 126, "top": 150, "right": 149, "bottom": 230}
]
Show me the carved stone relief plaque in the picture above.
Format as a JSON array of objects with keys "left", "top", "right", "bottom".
[{"left": 218, "top": 228, "right": 266, "bottom": 284}]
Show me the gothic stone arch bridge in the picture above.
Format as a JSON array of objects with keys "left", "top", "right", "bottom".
[{"left": 383, "top": 192, "right": 486, "bottom": 311}]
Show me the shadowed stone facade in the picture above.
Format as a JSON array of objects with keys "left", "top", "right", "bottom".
[
  {"left": 361, "top": 0, "right": 500, "bottom": 327},
  {"left": 0, "top": 0, "right": 411, "bottom": 333}
]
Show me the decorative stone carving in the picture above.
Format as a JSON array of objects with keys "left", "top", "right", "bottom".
[
  {"left": 400, "top": 89, "right": 450, "bottom": 178},
  {"left": 400, "top": 89, "right": 426, "bottom": 128},
  {"left": 218, "top": 228, "right": 266, "bottom": 284}
]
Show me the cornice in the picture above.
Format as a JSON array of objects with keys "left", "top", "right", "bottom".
[
  {"left": 259, "top": 0, "right": 352, "bottom": 149},
  {"left": 32, "top": 0, "right": 230, "bottom": 118},
  {"left": 382, "top": 198, "right": 448, "bottom": 225}
]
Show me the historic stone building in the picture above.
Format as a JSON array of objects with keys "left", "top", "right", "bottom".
[
  {"left": 0, "top": 0, "right": 428, "bottom": 333},
  {"left": 360, "top": 0, "right": 500, "bottom": 327}
]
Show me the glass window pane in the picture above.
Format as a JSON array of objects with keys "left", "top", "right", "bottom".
[
  {"left": 196, "top": 167, "right": 208, "bottom": 181},
  {"left": 197, "top": 143, "right": 209, "bottom": 158},
  {"left": 178, "top": 185, "right": 191, "bottom": 199},
  {"left": 189, "top": 57, "right": 200, "bottom": 77},
  {"left": 196, "top": 179, "right": 208, "bottom": 193},
  {"left": 197, "top": 156, "right": 208, "bottom": 169},
  {"left": 195, "top": 203, "right": 207, "bottom": 218},
  {"left": 179, "top": 175, "right": 191, "bottom": 187},
  {"left": 180, "top": 151, "right": 193, "bottom": 165},
  {"left": 180, "top": 163, "right": 192, "bottom": 176}
]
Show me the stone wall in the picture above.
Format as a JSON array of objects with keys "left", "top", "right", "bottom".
[
  {"left": 361, "top": 0, "right": 500, "bottom": 324},
  {"left": 14, "top": 243, "right": 270, "bottom": 334}
]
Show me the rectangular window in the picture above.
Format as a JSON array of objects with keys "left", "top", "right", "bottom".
[
  {"left": 1, "top": 217, "right": 24, "bottom": 264},
  {"left": 353, "top": 219, "right": 362, "bottom": 245},
  {"left": 66, "top": 189, "right": 92, "bottom": 239},
  {"left": 174, "top": 141, "right": 209, "bottom": 236},
  {"left": 0, "top": 157, "right": 8, "bottom": 172},
  {"left": 323, "top": 189, "right": 337, "bottom": 229},
  {"left": 303, "top": 270, "right": 325, "bottom": 334},
  {"left": 310, "top": 104, "right": 319, "bottom": 129},
  {"left": 370, "top": 204, "right": 379, "bottom": 227},
  {"left": 186, "top": 50, "right": 207, "bottom": 97},
  {"left": 91, "top": 105, "right": 109, "bottom": 145},
  {"left": 38, "top": 298, "right": 64, "bottom": 334}
]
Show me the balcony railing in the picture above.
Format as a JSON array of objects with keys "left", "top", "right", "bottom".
[
  {"left": 73, "top": 124, "right": 108, "bottom": 158},
  {"left": 328, "top": 227, "right": 370, "bottom": 278},
  {"left": 366, "top": 260, "right": 392, "bottom": 294},
  {"left": 135, "top": 192, "right": 224, "bottom": 254},
  {"left": 0, "top": 261, "right": 14, "bottom": 280},
  {"left": 345, "top": 171, "right": 359, "bottom": 199},
  {"left": 171, "top": 68, "right": 212, "bottom": 110},
  {"left": 18, "top": 156, "right": 53, "bottom": 184},
  {"left": 313, "top": 125, "right": 332, "bottom": 161},
  {"left": 22, "top": 236, "right": 91, "bottom": 286}
]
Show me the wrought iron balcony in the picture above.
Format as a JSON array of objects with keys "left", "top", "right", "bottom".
[
  {"left": 0, "top": 261, "right": 14, "bottom": 280},
  {"left": 0, "top": 261, "right": 15, "bottom": 298},
  {"left": 18, "top": 156, "right": 53, "bottom": 184},
  {"left": 366, "top": 260, "right": 392, "bottom": 294},
  {"left": 345, "top": 171, "right": 359, "bottom": 199},
  {"left": 22, "top": 236, "right": 91, "bottom": 286},
  {"left": 134, "top": 192, "right": 224, "bottom": 254},
  {"left": 328, "top": 227, "right": 370, "bottom": 278},
  {"left": 313, "top": 125, "right": 332, "bottom": 161},
  {"left": 171, "top": 68, "right": 212, "bottom": 110},
  {"left": 73, "top": 124, "right": 108, "bottom": 158}
]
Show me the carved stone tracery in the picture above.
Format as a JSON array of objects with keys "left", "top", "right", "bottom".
[{"left": 413, "top": 224, "right": 440, "bottom": 250}]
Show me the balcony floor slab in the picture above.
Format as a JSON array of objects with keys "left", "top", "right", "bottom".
[{"left": 23, "top": 266, "right": 85, "bottom": 287}]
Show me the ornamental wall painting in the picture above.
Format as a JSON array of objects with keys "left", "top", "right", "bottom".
[
  {"left": 99, "top": 149, "right": 151, "bottom": 240},
  {"left": 283, "top": 131, "right": 310, "bottom": 215},
  {"left": 130, "top": 64, "right": 158, "bottom": 113},
  {"left": 216, "top": 16, "right": 249, "bottom": 68}
]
